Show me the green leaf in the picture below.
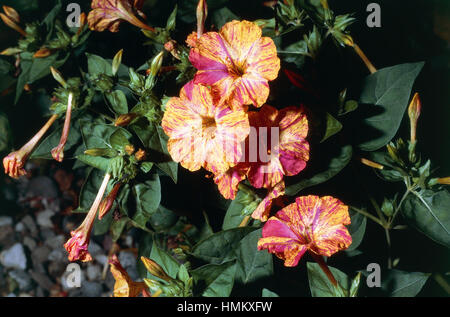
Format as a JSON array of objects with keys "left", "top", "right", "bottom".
[
  {"left": 191, "top": 260, "right": 237, "bottom": 297},
  {"left": 401, "top": 189, "right": 450, "bottom": 248},
  {"left": 222, "top": 190, "right": 248, "bottom": 230},
  {"left": 149, "top": 240, "right": 180, "bottom": 279},
  {"left": 345, "top": 210, "right": 367, "bottom": 253},
  {"left": 0, "top": 113, "right": 12, "bottom": 153},
  {"left": 285, "top": 144, "right": 352, "bottom": 196},
  {"left": 307, "top": 262, "right": 349, "bottom": 297},
  {"left": 109, "top": 128, "right": 132, "bottom": 152},
  {"left": 75, "top": 168, "right": 108, "bottom": 212},
  {"left": 110, "top": 216, "right": 130, "bottom": 242},
  {"left": 106, "top": 90, "right": 128, "bottom": 115},
  {"left": 262, "top": 288, "right": 279, "bottom": 297},
  {"left": 132, "top": 173, "right": 161, "bottom": 228},
  {"left": 357, "top": 62, "right": 424, "bottom": 151},
  {"left": 86, "top": 53, "right": 112, "bottom": 77},
  {"left": 191, "top": 227, "right": 255, "bottom": 264},
  {"left": 211, "top": 7, "right": 239, "bottom": 29},
  {"left": 321, "top": 113, "right": 343, "bottom": 142},
  {"left": 234, "top": 229, "right": 273, "bottom": 285},
  {"left": 281, "top": 40, "right": 307, "bottom": 68},
  {"left": 80, "top": 120, "right": 117, "bottom": 149},
  {"left": 132, "top": 123, "right": 178, "bottom": 183},
  {"left": 149, "top": 204, "right": 180, "bottom": 232},
  {"left": 349, "top": 272, "right": 361, "bottom": 297},
  {"left": 76, "top": 154, "right": 111, "bottom": 173},
  {"left": 380, "top": 269, "right": 430, "bottom": 297}
]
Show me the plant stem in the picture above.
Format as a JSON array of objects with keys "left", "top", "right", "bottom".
[
  {"left": 369, "top": 196, "right": 387, "bottom": 227},
  {"left": 239, "top": 216, "right": 251, "bottom": 227},
  {"left": 350, "top": 206, "right": 384, "bottom": 227},
  {"left": 311, "top": 253, "right": 337, "bottom": 287},
  {"left": 384, "top": 227, "right": 392, "bottom": 269},
  {"left": 352, "top": 43, "right": 377, "bottom": 74},
  {"left": 433, "top": 273, "right": 450, "bottom": 296}
]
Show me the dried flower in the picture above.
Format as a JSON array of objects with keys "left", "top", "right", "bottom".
[
  {"left": 51, "top": 93, "right": 74, "bottom": 162},
  {"left": 109, "top": 254, "right": 146, "bottom": 297}
]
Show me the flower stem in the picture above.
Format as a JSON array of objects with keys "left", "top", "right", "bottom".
[
  {"left": 352, "top": 43, "right": 377, "bottom": 74},
  {"left": 350, "top": 206, "right": 384, "bottom": 227},
  {"left": 311, "top": 253, "right": 337, "bottom": 287}
]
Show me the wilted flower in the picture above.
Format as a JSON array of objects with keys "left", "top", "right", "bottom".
[
  {"left": 98, "top": 182, "right": 122, "bottom": 220},
  {"left": 246, "top": 105, "right": 309, "bottom": 189},
  {"left": 3, "top": 115, "right": 58, "bottom": 178},
  {"left": 110, "top": 254, "right": 146, "bottom": 297},
  {"left": 141, "top": 256, "right": 172, "bottom": 282},
  {"left": 251, "top": 181, "right": 285, "bottom": 222},
  {"left": 258, "top": 195, "right": 352, "bottom": 267},
  {"left": 33, "top": 47, "right": 53, "bottom": 58},
  {"left": 64, "top": 173, "right": 111, "bottom": 262},
  {"left": 189, "top": 20, "right": 280, "bottom": 110},
  {"left": 51, "top": 93, "right": 74, "bottom": 162},
  {"left": 87, "top": 0, "right": 155, "bottom": 33},
  {"left": 161, "top": 81, "right": 250, "bottom": 174}
]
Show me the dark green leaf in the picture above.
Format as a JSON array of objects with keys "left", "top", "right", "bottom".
[
  {"left": 345, "top": 210, "right": 367, "bottom": 253},
  {"left": 149, "top": 240, "right": 180, "bottom": 279},
  {"left": 191, "top": 260, "right": 237, "bottom": 297},
  {"left": 0, "top": 112, "right": 12, "bottom": 153},
  {"left": 76, "top": 154, "right": 111, "bottom": 173},
  {"left": 401, "top": 189, "right": 450, "bottom": 248},
  {"left": 262, "top": 288, "right": 279, "bottom": 297},
  {"left": 222, "top": 190, "right": 248, "bottom": 230},
  {"left": 191, "top": 227, "right": 255, "bottom": 264},
  {"left": 285, "top": 144, "right": 352, "bottom": 196},
  {"left": 106, "top": 90, "right": 128, "bottom": 115},
  {"left": 321, "top": 113, "right": 343, "bottom": 142},
  {"left": 234, "top": 229, "right": 273, "bottom": 285},
  {"left": 357, "top": 62, "right": 424, "bottom": 151},
  {"left": 132, "top": 173, "right": 161, "bottom": 228},
  {"left": 307, "top": 262, "right": 349, "bottom": 297},
  {"left": 86, "top": 53, "right": 112, "bottom": 77},
  {"left": 379, "top": 269, "right": 430, "bottom": 297}
]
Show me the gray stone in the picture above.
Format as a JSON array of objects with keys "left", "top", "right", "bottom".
[
  {"left": 118, "top": 251, "right": 137, "bottom": 270},
  {"left": 86, "top": 264, "right": 102, "bottom": 281},
  {"left": 29, "top": 271, "right": 55, "bottom": 291},
  {"left": 8, "top": 270, "right": 32, "bottom": 291},
  {"left": 0, "top": 225, "right": 15, "bottom": 248},
  {"left": 0, "top": 216, "right": 13, "bottom": 227},
  {"left": 31, "top": 246, "right": 51, "bottom": 265},
  {"left": 45, "top": 235, "right": 65, "bottom": 250},
  {"left": 87, "top": 241, "right": 103, "bottom": 256},
  {"left": 21, "top": 215, "right": 38, "bottom": 237},
  {"left": 93, "top": 254, "right": 108, "bottom": 266},
  {"left": 36, "top": 209, "right": 55, "bottom": 228},
  {"left": 0, "top": 243, "right": 27, "bottom": 270},
  {"left": 35, "top": 286, "right": 45, "bottom": 297},
  {"left": 80, "top": 281, "right": 103, "bottom": 297},
  {"left": 40, "top": 228, "right": 56, "bottom": 240},
  {"left": 26, "top": 176, "right": 58, "bottom": 199},
  {"left": 14, "top": 222, "right": 25, "bottom": 232},
  {"left": 48, "top": 249, "right": 66, "bottom": 262},
  {"left": 48, "top": 260, "right": 66, "bottom": 279},
  {"left": 23, "top": 236, "right": 36, "bottom": 251}
]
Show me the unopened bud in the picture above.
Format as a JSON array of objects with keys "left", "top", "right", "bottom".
[
  {"left": 98, "top": 182, "right": 122, "bottom": 220},
  {"left": 148, "top": 51, "right": 164, "bottom": 78},
  {"left": 164, "top": 40, "right": 180, "bottom": 60},
  {"left": 50, "top": 66, "right": 67, "bottom": 88},
  {"left": 196, "top": 0, "right": 208, "bottom": 38},
  {"left": 343, "top": 35, "right": 354, "bottom": 47},
  {"left": 408, "top": 93, "right": 421, "bottom": 143},
  {"left": 141, "top": 256, "right": 172, "bottom": 282},
  {"left": 3, "top": 6, "right": 20, "bottom": 23},
  {"left": 114, "top": 113, "right": 138, "bottom": 127},
  {"left": 33, "top": 48, "right": 52, "bottom": 58},
  {"left": 360, "top": 158, "right": 384, "bottom": 170},
  {"left": 112, "top": 49, "right": 123, "bottom": 76},
  {"left": 84, "top": 148, "right": 116, "bottom": 157},
  {"left": 0, "top": 47, "right": 22, "bottom": 55},
  {"left": 0, "top": 12, "right": 26, "bottom": 37},
  {"left": 437, "top": 177, "right": 450, "bottom": 185}
]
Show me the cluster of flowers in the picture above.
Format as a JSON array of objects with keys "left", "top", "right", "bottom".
[{"left": 1, "top": 0, "right": 355, "bottom": 295}]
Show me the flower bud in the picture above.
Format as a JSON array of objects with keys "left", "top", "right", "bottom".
[
  {"left": 84, "top": 148, "right": 116, "bottom": 157},
  {"left": 196, "top": 0, "right": 208, "bottom": 38},
  {"left": 437, "top": 177, "right": 450, "bottom": 185},
  {"left": 33, "top": 48, "right": 52, "bottom": 58},
  {"left": 408, "top": 93, "right": 421, "bottom": 142},
  {"left": 98, "top": 182, "right": 122, "bottom": 220},
  {"left": 164, "top": 40, "right": 180, "bottom": 59},
  {"left": 3, "top": 6, "right": 20, "bottom": 23},
  {"left": 114, "top": 113, "right": 138, "bottom": 127},
  {"left": 0, "top": 47, "right": 22, "bottom": 55},
  {"left": 50, "top": 66, "right": 67, "bottom": 88},
  {"left": 148, "top": 51, "right": 164, "bottom": 78},
  {"left": 0, "top": 12, "right": 26, "bottom": 36},
  {"left": 112, "top": 49, "right": 123, "bottom": 76},
  {"left": 141, "top": 256, "right": 172, "bottom": 282},
  {"left": 360, "top": 158, "right": 384, "bottom": 170}
]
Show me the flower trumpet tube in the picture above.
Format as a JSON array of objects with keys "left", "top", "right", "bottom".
[
  {"left": 98, "top": 182, "right": 122, "bottom": 220},
  {"left": 3, "top": 114, "right": 58, "bottom": 178},
  {"left": 87, "top": 0, "right": 155, "bottom": 33},
  {"left": 64, "top": 172, "right": 111, "bottom": 262},
  {"left": 51, "top": 93, "right": 74, "bottom": 162}
]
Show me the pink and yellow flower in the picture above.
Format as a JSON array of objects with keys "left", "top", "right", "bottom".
[
  {"left": 87, "top": 0, "right": 155, "bottom": 33},
  {"left": 251, "top": 181, "right": 285, "bottom": 222},
  {"left": 64, "top": 173, "right": 111, "bottom": 262},
  {"left": 246, "top": 104, "right": 310, "bottom": 189},
  {"left": 161, "top": 81, "right": 250, "bottom": 174},
  {"left": 110, "top": 254, "right": 146, "bottom": 297},
  {"left": 3, "top": 114, "right": 58, "bottom": 178},
  {"left": 257, "top": 195, "right": 352, "bottom": 267},
  {"left": 189, "top": 20, "right": 280, "bottom": 110}
]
